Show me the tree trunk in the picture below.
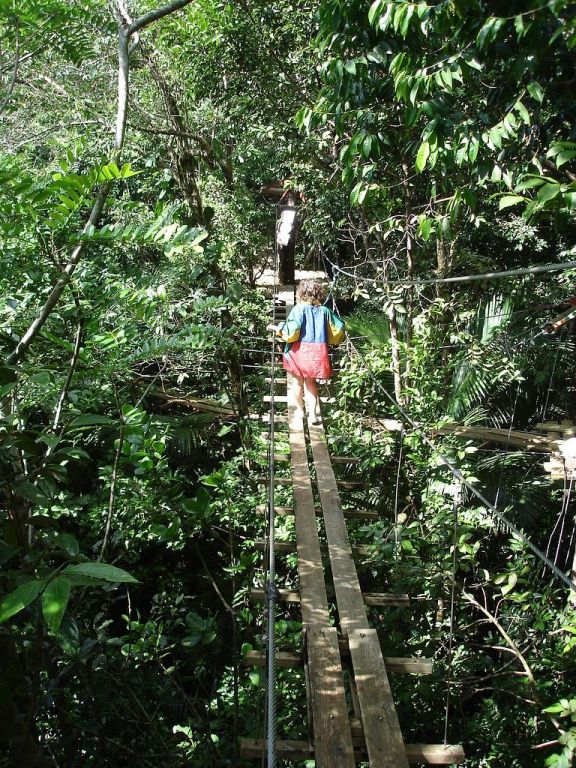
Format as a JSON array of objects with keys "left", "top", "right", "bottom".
[{"left": 388, "top": 303, "right": 403, "bottom": 404}]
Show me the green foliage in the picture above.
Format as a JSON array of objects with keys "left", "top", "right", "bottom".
[
  {"left": 543, "top": 698, "right": 576, "bottom": 767},
  {"left": 0, "top": 579, "right": 46, "bottom": 623},
  {"left": 0, "top": 560, "right": 137, "bottom": 630},
  {"left": 42, "top": 575, "right": 71, "bottom": 634},
  {"left": 2, "top": 0, "right": 576, "bottom": 766}
]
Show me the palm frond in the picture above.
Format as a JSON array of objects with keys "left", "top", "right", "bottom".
[
  {"left": 345, "top": 312, "right": 390, "bottom": 349},
  {"left": 155, "top": 413, "right": 216, "bottom": 456},
  {"left": 476, "top": 293, "right": 513, "bottom": 342}
]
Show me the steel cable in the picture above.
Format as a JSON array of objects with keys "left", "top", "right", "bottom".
[
  {"left": 264, "top": 222, "right": 280, "bottom": 768},
  {"left": 322, "top": 269, "right": 575, "bottom": 589},
  {"left": 444, "top": 493, "right": 459, "bottom": 747},
  {"left": 346, "top": 335, "right": 575, "bottom": 590},
  {"left": 328, "top": 258, "right": 576, "bottom": 287}
]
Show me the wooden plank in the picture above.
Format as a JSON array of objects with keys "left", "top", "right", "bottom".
[
  {"left": 308, "top": 422, "right": 410, "bottom": 767},
  {"left": 256, "top": 476, "right": 366, "bottom": 489},
  {"left": 250, "top": 413, "right": 288, "bottom": 423},
  {"left": 362, "top": 592, "right": 410, "bottom": 606},
  {"left": 250, "top": 588, "right": 410, "bottom": 607},
  {"left": 257, "top": 476, "right": 292, "bottom": 485},
  {"left": 256, "top": 504, "right": 294, "bottom": 515},
  {"left": 307, "top": 626, "right": 356, "bottom": 768},
  {"left": 288, "top": 406, "right": 330, "bottom": 626},
  {"left": 265, "top": 374, "right": 339, "bottom": 383},
  {"left": 308, "top": 425, "right": 368, "bottom": 635},
  {"left": 435, "top": 425, "right": 556, "bottom": 452},
  {"left": 331, "top": 456, "right": 361, "bottom": 465},
  {"left": 258, "top": 449, "right": 362, "bottom": 466},
  {"left": 254, "top": 538, "right": 371, "bottom": 556},
  {"left": 349, "top": 628, "right": 409, "bottom": 767},
  {"left": 375, "top": 657, "right": 433, "bottom": 675},
  {"left": 364, "top": 418, "right": 404, "bottom": 432},
  {"left": 254, "top": 539, "right": 301, "bottom": 553},
  {"left": 404, "top": 744, "right": 465, "bottom": 764},
  {"left": 240, "top": 739, "right": 465, "bottom": 764},
  {"left": 256, "top": 503, "right": 378, "bottom": 521},
  {"left": 535, "top": 420, "right": 576, "bottom": 434},
  {"left": 244, "top": 649, "right": 304, "bottom": 668},
  {"left": 286, "top": 389, "right": 356, "bottom": 766},
  {"left": 243, "top": 650, "right": 432, "bottom": 675}
]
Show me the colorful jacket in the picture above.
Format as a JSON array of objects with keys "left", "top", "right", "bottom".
[
  {"left": 275, "top": 303, "right": 344, "bottom": 379},
  {"left": 276, "top": 303, "right": 345, "bottom": 347}
]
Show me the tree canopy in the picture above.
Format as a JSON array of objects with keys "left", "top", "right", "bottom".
[{"left": 1, "top": 1, "right": 576, "bottom": 766}]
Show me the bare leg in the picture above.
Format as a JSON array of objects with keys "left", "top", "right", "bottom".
[
  {"left": 304, "top": 377, "right": 320, "bottom": 422},
  {"left": 290, "top": 375, "right": 304, "bottom": 416}
]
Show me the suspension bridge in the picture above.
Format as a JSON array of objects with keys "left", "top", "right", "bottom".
[{"left": 239, "top": 272, "right": 466, "bottom": 767}]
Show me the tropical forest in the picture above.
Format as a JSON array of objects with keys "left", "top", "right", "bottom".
[{"left": 1, "top": 1, "right": 576, "bottom": 767}]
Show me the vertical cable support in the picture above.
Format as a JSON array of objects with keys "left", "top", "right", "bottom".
[
  {"left": 444, "top": 493, "right": 459, "bottom": 746},
  {"left": 265, "top": 233, "right": 280, "bottom": 768}
]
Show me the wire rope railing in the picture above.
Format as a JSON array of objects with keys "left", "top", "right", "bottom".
[
  {"left": 263, "top": 241, "right": 280, "bottom": 768},
  {"left": 320, "top": 260, "right": 576, "bottom": 589},
  {"left": 344, "top": 334, "right": 576, "bottom": 590}
]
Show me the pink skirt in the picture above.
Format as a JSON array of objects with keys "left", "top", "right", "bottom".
[{"left": 283, "top": 341, "right": 332, "bottom": 379}]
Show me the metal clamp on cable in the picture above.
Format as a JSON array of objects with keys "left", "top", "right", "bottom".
[{"left": 266, "top": 580, "right": 279, "bottom": 605}]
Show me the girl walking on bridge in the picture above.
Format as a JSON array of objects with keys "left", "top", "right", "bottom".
[{"left": 268, "top": 279, "right": 345, "bottom": 423}]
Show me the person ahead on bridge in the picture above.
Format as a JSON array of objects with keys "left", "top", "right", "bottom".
[{"left": 267, "top": 279, "right": 345, "bottom": 423}]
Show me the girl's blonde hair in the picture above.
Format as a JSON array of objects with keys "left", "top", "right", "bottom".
[{"left": 296, "top": 279, "right": 326, "bottom": 306}]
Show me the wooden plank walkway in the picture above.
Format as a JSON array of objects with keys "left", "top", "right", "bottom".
[
  {"left": 242, "top": 278, "right": 464, "bottom": 767},
  {"left": 256, "top": 475, "right": 366, "bottom": 489},
  {"left": 288, "top": 405, "right": 355, "bottom": 766},
  {"left": 309, "top": 421, "right": 410, "bottom": 768},
  {"left": 254, "top": 538, "right": 371, "bottom": 556},
  {"left": 255, "top": 503, "right": 378, "bottom": 521}
]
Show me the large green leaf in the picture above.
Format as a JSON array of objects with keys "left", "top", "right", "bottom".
[
  {"left": 13, "top": 480, "right": 47, "bottom": 504},
  {"left": 415, "top": 140, "right": 430, "bottom": 172},
  {"left": 0, "top": 579, "right": 46, "bottom": 623},
  {"left": 0, "top": 542, "right": 19, "bottom": 565},
  {"left": 42, "top": 576, "right": 71, "bottom": 634},
  {"left": 527, "top": 80, "right": 544, "bottom": 103},
  {"left": 499, "top": 194, "right": 525, "bottom": 210},
  {"left": 52, "top": 533, "right": 79, "bottom": 557},
  {"left": 64, "top": 562, "right": 139, "bottom": 583},
  {"left": 537, "top": 183, "right": 560, "bottom": 202}
]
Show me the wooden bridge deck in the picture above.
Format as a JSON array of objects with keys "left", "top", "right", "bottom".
[{"left": 241, "top": 280, "right": 464, "bottom": 766}]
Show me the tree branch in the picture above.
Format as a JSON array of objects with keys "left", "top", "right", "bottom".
[
  {"left": 543, "top": 158, "right": 576, "bottom": 183},
  {"left": 463, "top": 592, "right": 535, "bottom": 684},
  {"left": 51, "top": 315, "right": 83, "bottom": 434},
  {"left": 128, "top": 0, "right": 194, "bottom": 35},
  {"left": 99, "top": 425, "right": 124, "bottom": 562},
  {"left": 6, "top": 190, "right": 109, "bottom": 366},
  {"left": 196, "top": 545, "right": 235, "bottom": 615}
]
